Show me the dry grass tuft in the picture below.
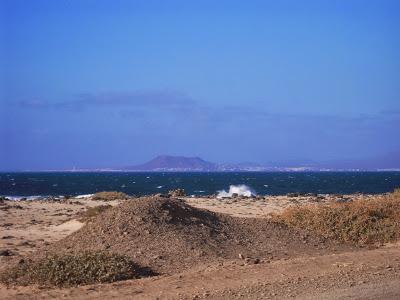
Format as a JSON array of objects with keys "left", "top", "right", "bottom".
[
  {"left": 92, "top": 191, "right": 129, "bottom": 201},
  {"left": 168, "top": 188, "right": 186, "bottom": 197},
  {"left": 272, "top": 189, "right": 400, "bottom": 245},
  {"left": 78, "top": 205, "right": 112, "bottom": 222},
  {"left": 0, "top": 252, "right": 140, "bottom": 287},
  {"left": 393, "top": 188, "right": 400, "bottom": 198}
]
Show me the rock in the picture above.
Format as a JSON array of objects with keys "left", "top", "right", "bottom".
[
  {"left": 244, "top": 257, "right": 260, "bottom": 265},
  {"left": 154, "top": 193, "right": 168, "bottom": 198},
  {"left": 0, "top": 249, "right": 13, "bottom": 256},
  {"left": 18, "top": 241, "right": 32, "bottom": 247},
  {"left": 336, "top": 198, "right": 352, "bottom": 203},
  {"left": 287, "top": 193, "right": 299, "bottom": 198},
  {"left": 238, "top": 253, "right": 245, "bottom": 259},
  {"left": 306, "top": 193, "right": 318, "bottom": 197}
]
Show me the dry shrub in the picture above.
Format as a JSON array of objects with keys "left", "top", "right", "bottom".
[
  {"left": 78, "top": 205, "right": 112, "bottom": 222},
  {"left": 273, "top": 190, "right": 400, "bottom": 245},
  {"left": 168, "top": 188, "right": 186, "bottom": 197},
  {"left": 393, "top": 188, "right": 400, "bottom": 199},
  {"left": 0, "top": 252, "right": 139, "bottom": 287},
  {"left": 92, "top": 191, "right": 129, "bottom": 201}
]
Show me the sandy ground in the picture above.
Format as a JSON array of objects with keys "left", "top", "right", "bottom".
[
  {"left": 184, "top": 193, "right": 383, "bottom": 218},
  {"left": 0, "top": 194, "right": 399, "bottom": 299},
  {"left": 0, "top": 199, "right": 120, "bottom": 257}
]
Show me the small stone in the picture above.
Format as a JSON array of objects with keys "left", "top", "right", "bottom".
[{"left": 0, "top": 249, "right": 12, "bottom": 256}]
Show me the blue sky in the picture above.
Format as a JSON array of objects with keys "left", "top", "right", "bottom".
[{"left": 1, "top": 0, "right": 399, "bottom": 170}]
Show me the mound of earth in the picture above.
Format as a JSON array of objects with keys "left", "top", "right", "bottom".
[{"left": 51, "top": 197, "right": 353, "bottom": 274}]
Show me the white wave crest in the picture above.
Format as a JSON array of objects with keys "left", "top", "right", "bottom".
[
  {"left": 74, "top": 194, "right": 94, "bottom": 199},
  {"left": 217, "top": 184, "right": 256, "bottom": 198},
  {"left": 3, "top": 195, "right": 43, "bottom": 201}
]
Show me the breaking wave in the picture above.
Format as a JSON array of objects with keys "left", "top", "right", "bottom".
[
  {"left": 75, "top": 194, "right": 94, "bottom": 199},
  {"left": 3, "top": 195, "right": 43, "bottom": 201},
  {"left": 217, "top": 184, "right": 256, "bottom": 198}
]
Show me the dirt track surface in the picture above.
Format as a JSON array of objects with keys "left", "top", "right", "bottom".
[
  {"left": 1, "top": 243, "right": 399, "bottom": 299},
  {"left": 1, "top": 195, "right": 399, "bottom": 299}
]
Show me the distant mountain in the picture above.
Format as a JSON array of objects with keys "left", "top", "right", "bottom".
[
  {"left": 124, "top": 155, "right": 217, "bottom": 171},
  {"left": 117, "top": 152, "right": 400, "bottom": 172}
]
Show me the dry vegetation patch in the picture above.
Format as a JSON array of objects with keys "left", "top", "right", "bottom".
[
  {"left": 168, "top": 188, "right": 186, "bottom": 197},
  {"left": 273, "top": 189, "right": 400, "bottom": 245},
  {"left": 78, "top": 205, "right": 112, "bottom": 222},
  {"left": 92, "top": 191, "right": 129, "bottom": 201},
  {"left": 0, "top": 251, "right": 141, "bottom": 287}
]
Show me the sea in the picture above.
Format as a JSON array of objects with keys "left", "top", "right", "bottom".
[{"left": 1, "top": 172, "right": 400, "bottom": 200}]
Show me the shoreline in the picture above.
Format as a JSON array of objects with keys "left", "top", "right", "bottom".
[
  {"left": 2, "top": 172, "right": 400, "bottom": 201},
  {"left": 0, "top": 191, "right": 391, "bottom": 201}
]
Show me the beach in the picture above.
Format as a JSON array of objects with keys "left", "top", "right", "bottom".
[
  {"left": 4, "top": 0, "right": 400, "bottom": 298},
  {"left": 1, "top": 192, "right": 399, "bottom": 299}
]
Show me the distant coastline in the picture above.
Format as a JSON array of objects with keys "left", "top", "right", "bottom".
[
  {"left": 5, "top": 169, "right": 400, "bottom": 173},
  {"left": 2, "top": 155, "right": 400, "bottom": 173}
]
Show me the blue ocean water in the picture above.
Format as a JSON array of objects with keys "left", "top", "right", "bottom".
[{"left": 1, "top": 172, "right": 400, "bottom": 198}]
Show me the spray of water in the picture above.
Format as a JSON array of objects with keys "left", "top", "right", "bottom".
[{"left": 217, "top": 184, "right": 256, "bottom": 198}]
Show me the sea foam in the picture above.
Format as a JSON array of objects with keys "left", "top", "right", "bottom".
[
  {"left": 75, "top": 194, "right": 94, "bottom": 199},
  {"left": 4, "top": 195, "right": 44, "bottom": 201},
  {"left": 217, "top": 184, "right": 256, "bottom": 198}
]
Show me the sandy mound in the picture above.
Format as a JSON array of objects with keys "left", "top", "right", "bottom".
[{"left": 51, "top": 197, "right": 350, "bottom": 274}]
